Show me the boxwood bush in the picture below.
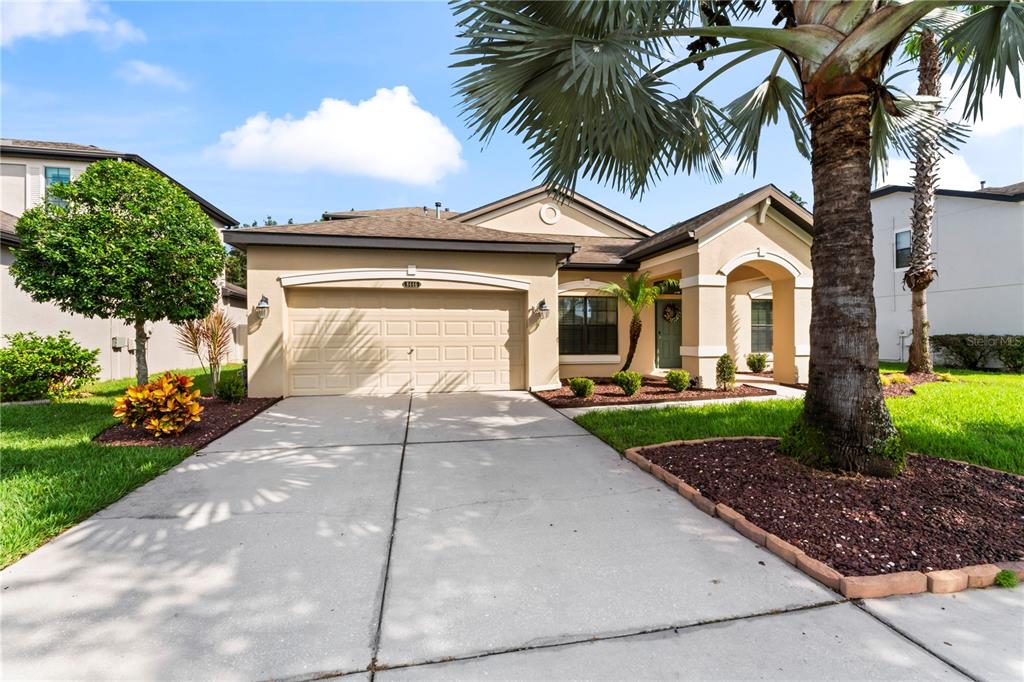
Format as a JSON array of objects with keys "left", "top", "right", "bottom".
[
  {"left": 612, "top": 370, "right": 643, "bottom": 396},
  {"left": 745, "top": 352, "right": 768, "bottom": 373},
  {"left": 568, "top": 377, "right": 595, "bottom": 398},
  {"left": 0, "top": 331, "right": 100, "bottom": 401},
  {"left": 665, "top": 369, "right": 690, "bottom": 392}
]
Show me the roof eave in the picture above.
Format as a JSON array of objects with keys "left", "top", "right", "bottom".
[
  {"left": 223, "top": 231, "right": 576, "bottom": 256},
  {"left": 871, "top": 185, "right": 1024, "bottom": 203}
]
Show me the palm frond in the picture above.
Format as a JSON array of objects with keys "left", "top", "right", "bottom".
[
  {"left": 869, "top": 85, "right": 970, "bottom": 184},
  {"left": 941, "top": 2, "right": 1024, "bottom": 120},
  {"left": 722, "top": 72, "right": 809, "bottom": 176}
]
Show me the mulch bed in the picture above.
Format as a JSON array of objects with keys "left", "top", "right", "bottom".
[
  {"left": 95, "top": 396, "right": 278, "bottom": 449},
  {"left": 533, "top": 377, "right": 774, "bottom": 408},
  {"left": 883, "top": 372, "right": 941, "bottom": 398},
  {"left": 640, "top": 438, "right": 1024, "bottom": 577}
]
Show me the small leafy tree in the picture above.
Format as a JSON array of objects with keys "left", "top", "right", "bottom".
[
  {"left": 601, "top": 272, "right": 677, "bottom": 371},
  {"left": 11, "top": 160, "right": 225, "bottom": 386},
  {"left": 225, "top": 247, "right": 247, "bottom": 287}
]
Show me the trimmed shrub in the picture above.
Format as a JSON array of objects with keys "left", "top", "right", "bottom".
[
  {"left": 0, "top": 331, "right": 100, "bottom": 401},
  {"left": 930, "top": 334, "right": 992, "bottom": 369},
  {"left": 665, "top": 370, "right": 690, "bottom": 392},
  {"left": 612, "top": 370, "right": 643, "bottom": 396},
  {"left": 886, "top": 373, "right": 911, "bottom": 385},
  {"left": 994, "top": 569, "right": 1019, "bottom": 588},
  {"left": 715, "top": 354, "right": 736, "bottom": 391},
  {"left": 995, "top": 337, "right": 1024, "bottom": 373},
  {"left": 568, "top": 377, "right": 595, "bottom": 398},
  {"left": 745, "top": 352, "right": 768, "bottom": 373},
  {"left": 935, "top": 372, "right": 957, "bottom": 382},
  {"left": 215, "top": 372, "right": 246, "bottom": 403},
  {"left": 114, "top": 372, "right": 204, "bottom": 437}
]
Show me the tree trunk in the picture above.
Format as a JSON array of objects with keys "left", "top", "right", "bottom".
[
  {"left": 905, "top": 29, "right": 940, "bottom": 374},
  {"left": 781, "top": 93, "right": 905, "bottom": 477},
  {"left": 620, "top": 315, "right": 642, "bottom": 372},
  {"left": 134, "top": 319, "right": 149, "bottom": 386}
]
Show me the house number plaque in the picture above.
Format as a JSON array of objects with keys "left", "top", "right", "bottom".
[{"left": 402, "top": 281, "right": 422, "bottom": 288}]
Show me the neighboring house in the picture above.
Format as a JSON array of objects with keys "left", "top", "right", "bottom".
[
  {"left": 871, "top": 182, "right": 1024, "bottom": 363},
  {"left": 226, "top": 184, "right": 813, "bottom": 397},
  {"left": 1, "top": 139, "right": 247, "bottom": 380}
]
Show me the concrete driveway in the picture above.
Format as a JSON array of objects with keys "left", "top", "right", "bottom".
[{"left": 2, "top": 392, "right": 1019, "bottom": 680}]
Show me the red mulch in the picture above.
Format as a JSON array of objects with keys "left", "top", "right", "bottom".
[
  {"left": 640, "top": 438, "right": 1024, "bottom": 576},
  {"left": 883, "top": 372, "right": 941, "bottom": 398},
  {"left": 533, "top": 377, "right": 774, "bottom": 408},
  {"left": 95, "top": 396, "right": 278, "bottom": 449}
]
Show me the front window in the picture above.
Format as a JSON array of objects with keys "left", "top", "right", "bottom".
[
  {"left": 559, "top": 296, "right": 617, "bottom": 355},
  {"left": 895, "top": 230, "right": 911, "bottom": 269},
  {"left": 45, "top": 167, "right": 71, "bottom": 205},
  {"left": 751, "top": 300, "right": 773, "bottom": 353}
]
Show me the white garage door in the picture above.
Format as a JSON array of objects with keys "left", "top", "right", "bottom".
[{"left": 285, "top": 289, "right": 526, "bottom": 395}]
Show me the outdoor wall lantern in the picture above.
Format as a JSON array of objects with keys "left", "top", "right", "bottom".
[
  {"left": 255, "top": 295, "right": 271, "bottom": 319},
  {"left": 537, "top": 299, "right": 550, "bottom": 318}
]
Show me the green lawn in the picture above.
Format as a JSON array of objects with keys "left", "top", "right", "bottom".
[
  {"left": 576, "top": 366, "right": 1024, "bottom": 475},
  {"left": 0, "top": 365, "right": 240, "bottom": 568}
]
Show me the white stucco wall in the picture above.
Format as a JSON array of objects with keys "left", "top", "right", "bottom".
[{"left": 871, "top": 192, "right": 1024, "bottom": 362}]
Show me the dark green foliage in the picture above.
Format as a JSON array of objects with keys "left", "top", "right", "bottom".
[
  {"left": 215, "top": 372, "right": 247, "bottom": 403},
  {"left": 612, "top": 370, "right": 643, "bottom": 396},
  {"left": 994, "top": 569, "right": 1020, "bottom": 588},
  {"left": 779, "top": 416, "right": 830, "bottom": 469},
  {"left": 568, "top": 377, "right": 595, "bottom": 398},
  {"left": 931, "top": 334, "right": 992, "bottom": 369},
  {"left": 10, "top": 159, "right": 225, "bottom": 332},
  {"left": 665, "top": 369, "right": 690, "bottom": 392},
  {"left": 224, "top": 247, "right": 247, "bottom": 288},
  {"left": 0, "top": 331, "right": 100, "bottom": 401},
  {"left": 995, "top": 337, "right": 1024, "bottom": 373},
  {"left": 746, "top": 352, "right": 768, "bottom": 373},
  {"left": 716, "top": 354, "right": 737, "bottom": 390}
]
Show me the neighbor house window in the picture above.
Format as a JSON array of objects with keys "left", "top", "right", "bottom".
[
  {"left": 44, "top": 167, "right": 71, "bottom": 205},
  {"left": 559, "top": 296, "right": 617, "bottom": 355},
  {"left": 751, "top": 300, "right": 773, "bottom": 353},
  {"left": 895, "top": 229, "right": 911, "bottom": 269}
]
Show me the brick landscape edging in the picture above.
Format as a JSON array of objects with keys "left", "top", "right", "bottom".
[{"left": 623, "top": 439, "right": 1022, "bottom": 599}]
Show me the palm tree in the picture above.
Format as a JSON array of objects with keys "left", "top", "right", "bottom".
[
  {"left": 904, "top": 27, "right": 942, "bottom": 375},
  {"left": 602, "top": 273, "right": 677, "bottom": 371},
  {"left": 452, "top": 1, "right": 1021, "bottom": 477}
]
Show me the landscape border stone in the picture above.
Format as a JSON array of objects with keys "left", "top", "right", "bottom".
[{"left": 622, "top": 438, "right": 1007, "bottom": 599}]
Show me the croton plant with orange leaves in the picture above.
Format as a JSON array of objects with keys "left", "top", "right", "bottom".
[{"left": 113, "top": 372, "right": 204, "bottom": 437}]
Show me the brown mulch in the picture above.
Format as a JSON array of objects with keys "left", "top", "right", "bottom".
[
  {"left": 640, "top": 438, "right": 1024, "bottom": 577},
  {"left": 95, "top": 396, "right": 279, "bottom": 449},
  {"left": 883, "top": 372, "right": 941, "bottom": 398},
  {"left": 533, "top": 377, "right": 774, "bottom": 408}
]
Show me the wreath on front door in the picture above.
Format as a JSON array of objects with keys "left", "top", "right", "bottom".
[{"left": 661, "top": 302, "right": 680, "bottom": 322}]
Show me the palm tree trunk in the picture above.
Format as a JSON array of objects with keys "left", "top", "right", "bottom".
[
  {"left": 905, "top": 29, "right": 940, "bottom": 375},
  {"left": 620, "top": 315, "right": 642, "bottom": 372},
  {"left": 781, "top": 93, "right": 904, "bottom": 477},
  {"left": 134, "top": 319, "right": 149, "bottom": 386}
]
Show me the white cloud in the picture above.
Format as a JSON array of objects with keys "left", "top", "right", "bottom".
[
  {"left": 943, "top": 75, "right": 1023, "bottom": 138},
  {"left": 883, "top": 154, "right": 981, "bottom": 191},
  {"left": 1, "top": 0, "right": 144, "bottom": 47},
  {"left": 207, "top": 87, "right": 465, "bottom": 185},
  {"left": 117, "top": 60, "right": 189, "bottom": 91}
]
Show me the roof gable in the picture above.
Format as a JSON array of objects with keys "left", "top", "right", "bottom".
[{"left": 454, "top": 185, "right": 654, "bottom": 239}]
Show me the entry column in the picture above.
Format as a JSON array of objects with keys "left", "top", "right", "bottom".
[{"left": 680, "top": 275, "right": 728, "bottom": 386}]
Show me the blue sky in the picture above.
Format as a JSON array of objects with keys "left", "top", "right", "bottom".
[{"left": 2, "top": 1, "right": 1021, "bottom": 229}]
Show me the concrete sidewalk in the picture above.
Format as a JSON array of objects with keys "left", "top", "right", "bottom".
[{"left": 2, "top": 391, "right": 1018, "bottom": 681}]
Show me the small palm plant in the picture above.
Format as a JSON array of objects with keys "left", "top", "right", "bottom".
[
  {"left": 176, "top": 307, "right": 236, "bottom": 388},
  {"left": 602, "top": 273, "right": 677, "bottom": 371}
]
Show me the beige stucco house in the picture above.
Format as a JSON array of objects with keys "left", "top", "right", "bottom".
[
  {"left": 1, "top": 139, "right": 247, "bottom": 380},
  {"left": 226, "top": 184, "right": 813, "bottom": 397}
]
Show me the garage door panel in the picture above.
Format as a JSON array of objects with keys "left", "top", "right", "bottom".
[{"left": 286, "top": 290, "right": 525, "bottom": 395}]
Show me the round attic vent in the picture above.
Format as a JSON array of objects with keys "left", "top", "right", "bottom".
[{"left": 539, "top": 203, "right": 561, "bottom": 225}]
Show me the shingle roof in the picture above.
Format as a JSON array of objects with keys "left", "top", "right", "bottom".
[
  {"left": 323, "top": 207, "right": 461, "bottom": 221},
  {"left": 1, "top": 210, "right": 19, "bottom": 245},
  {"left": 871, "top": 182, "right": 1024, "bottom": 202},
  {"left": 564, "top": 236, "right": 640, "bottom": 268},
  {"left": 0, "top": 138, "right": 238, "bottom": 225},
  {"left": 0, "top": 139, "right": 125, "bottom": 155},
  {"left": 980, "top": 181, "right": 1024, "bottom": 197}
]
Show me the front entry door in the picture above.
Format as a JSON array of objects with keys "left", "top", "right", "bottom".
[{"left": 655, "top": 299, "right": 682, "bottom": 368}]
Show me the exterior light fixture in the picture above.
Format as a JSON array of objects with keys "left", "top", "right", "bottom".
[
  {"left": 537, "top": 299, "right": 550, "bottom": 318},
  {"left": 255, "top": 295, "right": 271, "bottom": 319}
]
